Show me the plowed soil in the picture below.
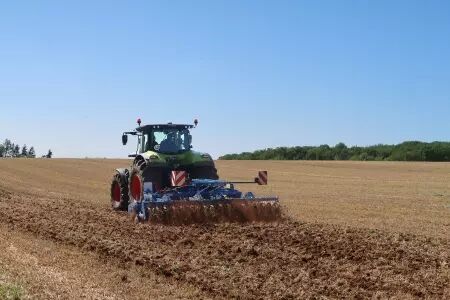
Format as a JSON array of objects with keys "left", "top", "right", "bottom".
[{"left": 0, "top": 159, "right": 448, "bottom": 299}]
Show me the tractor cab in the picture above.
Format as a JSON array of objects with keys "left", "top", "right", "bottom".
[
  {"left": 137, "top": 124, "right": 194, "bottom": 154},
  {"left": 122, "top": 119, "right": 197, "bottom": 156}
]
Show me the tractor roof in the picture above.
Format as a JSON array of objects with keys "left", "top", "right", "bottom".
[{"left": 136, "top": 123, "right": 194, "bottom": 132}]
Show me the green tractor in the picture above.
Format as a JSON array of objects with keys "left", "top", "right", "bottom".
[{"left": 110, "top": 118, "right": 219, "bottom": 211}]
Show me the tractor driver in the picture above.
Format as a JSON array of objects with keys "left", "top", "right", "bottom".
[{"left": 159, "top": 131, "right": 178, "bottom": 152}]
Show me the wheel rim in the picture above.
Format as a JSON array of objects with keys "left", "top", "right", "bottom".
[{"left": 130, "top": 174, "right": 142, "bottom": 200}]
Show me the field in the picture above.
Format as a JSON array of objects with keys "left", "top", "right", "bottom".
[{"left": 0, "top": 159, "right": 448, "bottom": 299}]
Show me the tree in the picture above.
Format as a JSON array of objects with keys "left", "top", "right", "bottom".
[
  {"left": 21, "top": 145, "right": 28, "bottom": 157},
  {"left": 0, "top": 144, "right": 5, "bottom": 157},
  {"left": 2, "top": 140, "right": 11, "bottom": 157},
  {"left": 3, "top": 139, "right": 12, "bottom": 157},
  {"left": 28, "top": 146, "right": 36, "bottom": 158},
  {"left": 46, "top": 149, "right": 53, "bottom": 158},
  {"left": 13, "top": 144, "right": 20, "bottom": 157},
  {"left": 9, "top": 143, "right": 14, "bottom": 157},
  {"left": 334, "top": 142, "right": 349, "bottom": 160}
]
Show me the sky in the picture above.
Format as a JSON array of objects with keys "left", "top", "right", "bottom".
[{"left": 1, "top": 0, "right": 449, "bottom": 158}]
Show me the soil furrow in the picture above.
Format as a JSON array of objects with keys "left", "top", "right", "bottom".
[{"left": 0, "top": 188, "right": 448, "bottom": 299}]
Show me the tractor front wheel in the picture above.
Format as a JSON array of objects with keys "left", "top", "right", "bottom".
[{"left": 110, "top": 172, "right": 129, "bottom": 211}]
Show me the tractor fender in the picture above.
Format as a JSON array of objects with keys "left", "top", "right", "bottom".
[
  {"left": 137, "top": 152, "right": 152, "bottom": 160},
  {"left": 115, "top": 168, "right": 129, "bottom": 183},
  {"left": 132, "top": 155, "right": 149, "bottom": 170}
]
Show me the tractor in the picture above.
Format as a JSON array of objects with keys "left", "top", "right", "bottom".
[{"left": 110, "top": 119, "right": 280, "bottom": 224}]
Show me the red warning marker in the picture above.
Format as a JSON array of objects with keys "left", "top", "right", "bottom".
[
  {"left": 171, "top": 171, "right": 187, "bottom": 187},
  {"left": 256, "top": 171, "right": 268, "bottom": 185}
]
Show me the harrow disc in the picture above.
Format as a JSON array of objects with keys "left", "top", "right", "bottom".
[{"left": 144, "top": 199, "right": 280, "bottom": 225}]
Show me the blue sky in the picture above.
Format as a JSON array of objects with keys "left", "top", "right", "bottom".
[{"left": 1, "top": 0, "right": 449, "bottom": 158}]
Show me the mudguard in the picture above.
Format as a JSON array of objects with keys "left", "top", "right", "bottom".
[{"left": 115, "top": 168, "right": 129, "bottom": 183}]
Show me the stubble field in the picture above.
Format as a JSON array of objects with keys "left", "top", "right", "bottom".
[{"left": 0, "top": 159, "right": 448, "bottom": 299}]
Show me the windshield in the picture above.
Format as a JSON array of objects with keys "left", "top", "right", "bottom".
[{"left": 144, "top": 128, "right": 192, "bottom": 153}]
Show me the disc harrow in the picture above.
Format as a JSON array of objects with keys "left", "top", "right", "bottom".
[{"left": 128, "top": 174, "right": 280, "bottom": 225}]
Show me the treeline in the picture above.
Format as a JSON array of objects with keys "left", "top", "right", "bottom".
[
  {"left": 219, "top": 141, "right": 450, "bottom": 162},
  {"left": 0, "top": 139, "right": 53, "bottom": 158},
  {"left": 0, "top": 139, "right": 36, "bottom": 158}
]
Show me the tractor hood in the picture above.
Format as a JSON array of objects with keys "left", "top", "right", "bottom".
[{"left": 140, "top": 150, "right": 213, "bottom": 167}]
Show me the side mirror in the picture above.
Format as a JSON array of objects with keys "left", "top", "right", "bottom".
[{"left": 122, "top": 134, "right": 128, "bottom": 145}]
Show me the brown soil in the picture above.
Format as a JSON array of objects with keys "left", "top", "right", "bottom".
[
  {"left": 0, "top": 224, "right": 204, "bottom": 299},
  {"left": 0, "top": 159, "right": 448, "bottom": 299}
]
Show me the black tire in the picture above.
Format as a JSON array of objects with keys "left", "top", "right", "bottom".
[
  {"left": 129, "top": 158, "right": 165, "bottom": 202},
  {"left": 190, "top": 165, "right": 219, "bottom": 180},
  {"left": 129, "top": 162, "right": 145, "bottom": 203},
  {"left": 110, "top": 171, "right": 129, "bottom": 211}
]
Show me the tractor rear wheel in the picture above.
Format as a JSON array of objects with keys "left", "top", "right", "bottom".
[
  {"left": 129, "top": 164, "right": 144, "bottom": 203},
  {"left": 129, "top": 160, "right": 164, "bottom": 203},
  {"left": 110, "top": 172, "right": 129, "bottom": 211}
]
